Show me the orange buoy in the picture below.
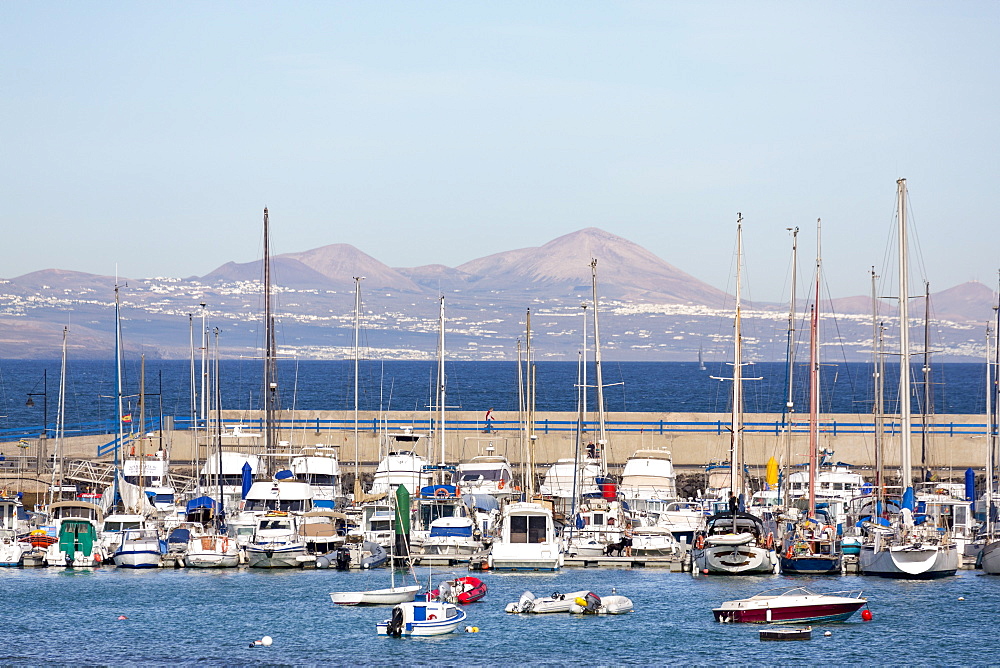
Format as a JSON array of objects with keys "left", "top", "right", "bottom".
[{"left": 861, "top": 609, "right": 873, "bottom": 621}]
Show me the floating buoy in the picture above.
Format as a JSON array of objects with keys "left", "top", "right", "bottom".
[
  {"left": 117, "top": 615, "right": 128, "bottom": 621},
  {"left": 249, "top": 636, "right": 273, "bottom": 647},
  {"left": 702, "top": 569, "right": 709, "bottom": 575},
  {"left": 861, "top": 609, "right": 873, "bottom": 621},
  {"left": 958, "top": 596, "right": 965, "bottom": 601},
  {"left": 824, "top": 631, "right": 832, "bottom": 637},
  {"left": 465, "top": 626, "right": 481, "bottom": 633}
]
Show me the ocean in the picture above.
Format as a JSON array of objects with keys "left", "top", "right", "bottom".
[
  {"left": 0, "top": 565, "right": 994, "bottom": 665},
  {"left": 0, "top": 360, "right": 989, "bottom": 438}
]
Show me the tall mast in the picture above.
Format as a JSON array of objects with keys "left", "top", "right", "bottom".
[
  {"left": 198, "top": 302, "right": 207, "bottom": 493},
  {"left": 516, "top": 338, "right": 525, "bottom": 497},
  {"left": 731, "top": 215, "right": 745, "bottom": 498},
  {"left": 920, "top": 280, "right": 933, "bottom": 481},
  {"left": 871, "top": 268, "right": 885, "bottom": 492},
  {"left": 986, "top": 321, "right": 995, "bottom": 537},
  {"left": 590, "top": 259, "right": 607, "bottom": 475},
  {"left": 353, "top": 277, "right": 363, "bottom": 495},
  {"left": 782, "top": 226, "right": 799, "bottom": 502},
  {"left": 214, "top": 327, "right": 224, "bottom": 524},
  {"left": 138, "top": 353, "right": 146, "bottom": 512},
  {"left": 50, "top": 326, "right": 68, "bottom": 507},
  {"left": 525, "top": 309, "right": 535, "bottom": 497},
  {"left": 897, "top": 179, "right": 913, "bottom": 503},
  {"left": 188, "top": 313, "right": 199, "bottom": 494},
  {"left": 807, "top": 219, "right": 821, "bottom": 518},
  {"left": 437, "top": 296, "right": 446, "bottom": 467},
  {"left": 263, "top": 207, "right": 278, "bottom": 478},
  {"left": 114, "top": 281, "right": 124, "bottom": 510}
]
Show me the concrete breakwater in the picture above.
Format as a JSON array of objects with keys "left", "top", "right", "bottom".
[{"left": 1, "top": 410, "right": 988, "bottom": 494}]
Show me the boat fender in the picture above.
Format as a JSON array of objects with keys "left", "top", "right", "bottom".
[{"left": 498, "top": 479, "right": 505, "bottom": 489}]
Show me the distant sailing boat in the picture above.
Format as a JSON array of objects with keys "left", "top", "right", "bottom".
[{"left": 698, "top": 345, "right": 706, "bottom": 371}]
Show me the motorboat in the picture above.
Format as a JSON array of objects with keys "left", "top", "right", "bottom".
[
  {"left": 505, "top": 590, "right": 592, "bottom": 614},
  {"left": 245, "top": 512, "right": 309, "bottom": 568},
  {"left": 539, "top": 457, "right": 602, "bottom": 516},
  {"left": 568, "top": 591, "right": 634, "bottom": 615},
  {"left": 454, "top": 452, "right": 515, "bottom": 500},
  {"left": 113, "top": 528, "right": 164, "bottom": 568},
  {"left": 418, "top": 516, "right": 482, "bottom": 556},
  {"left": 779, "top": 508, "right": 842, "bottom": 576},
  {"left": 0, "top": 495, "right": 30, "bottom": 567},
  {"left": 377, "top": 601, "right": 467, "bottom": 637},
  {"left": 618, "top": 448, "right": 678, "bottom": 514},
  {"left": 185, "top": 532, "right": 240, "bottom": 568},
  {"left": 330, "top": 585, "right": 421, "bottom": 606},
  {"left": 713, "top": 586, "right": 867, "bottom": 624},
  {"left": 290, "top": 446, "right": 343, "bottom": 509},
  {"left": 369, "top": 429, "right": 433, "bottom": 497},
  {"left": 44, "top": 501, "right": 104, "bottom": 567},
  {"left": 99, "top": 513, "right": 148, "bottom": 563},
  {"left": 488, "top": 501, "right": 563, "bottom": 571}
]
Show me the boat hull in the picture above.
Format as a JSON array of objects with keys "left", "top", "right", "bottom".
[
  {"left": 714, "top": 601, "right": 864, "bottom": 624},
  {"left": 780, "top": 554, "right": 842, "bottom": 575},
  {"left": 694, "top": 544, "right": 778, "bottom": 575},
  {"left": 113, "top": 550, "right": 162, "bottom": 569},
  {"left": 330, "top": 586, "right": 421, "bottom": 605},
  {"left": 376, "top": 607, "right": 467, "bottom": 636},
  {"left": 859, "top": 543, "right": 958, "bottom": 579},
  {"left": 980, "top": 540, "right": 1000, "bottom": 575},
  {"left": 185, "top": 552, "right": 240, "bottom": 568},
  {"left": 246, "top": 544, "right": 308, "bottom": 568}
]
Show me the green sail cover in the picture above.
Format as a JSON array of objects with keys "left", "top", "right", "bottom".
[{"left": 394, "top": 485, "right": 410, "bottom": 536}]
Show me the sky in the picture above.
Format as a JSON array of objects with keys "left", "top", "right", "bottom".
[{"left": 4, "top": 1, "right": 999, "bottom": 303}]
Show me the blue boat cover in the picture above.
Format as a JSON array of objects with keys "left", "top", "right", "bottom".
[
  {"left": 462, "top": 494, "right": 498, "bottom": 512},
  {"left": 313, "top": 499, "right": 335, "bottom": 509},
  {"left": 241, "top": 461, "right": 253, "bottom": 499},
  {"left": 167, "top": 528, "right": 191, "bottom": 544},
  {"left": 430, "top": 525, "right": 473, "bottom": 538},
  {"left": 420, "top": 484, "right": 456, "bottom": 497},
  {"left": 186, "top": 496, "right": 218, "bottom": 512},
  {"left": 274, "top": 469, "right": 295, "bottom": 480}
]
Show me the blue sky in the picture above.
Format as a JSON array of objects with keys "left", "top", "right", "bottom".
[{"left": 4, "top": 1, "right": 998, "bottom": 303}]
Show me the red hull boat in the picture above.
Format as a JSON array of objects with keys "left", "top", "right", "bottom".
[{"left": 713, "top": 586, "right": 866, "bottom": 624}]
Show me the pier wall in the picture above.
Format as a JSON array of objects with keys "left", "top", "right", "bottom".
[{"left": 1, "top": 410, "right": 988, "bottom": 487}]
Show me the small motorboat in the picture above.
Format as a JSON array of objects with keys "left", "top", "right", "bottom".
[
  {"left": 713, "top": 586, "right": 866, "bottom": 624},
  {"left": 568, "top": 591, "right": 634, "bottom": 615},
  {"left": 330, "top": 585, "right": 421, "bottom": 606},
  {"left": 505, "top": 590, "right": 592, "bottom": 614},
  {"left": 377, "top": 601, "right": 468, "bottom": 637},
  {"left": 760, "top": 626, "right": 812, "bottom": 641},
  {"left": 432, "top": 576, "right": 488, "bottom": 604}
]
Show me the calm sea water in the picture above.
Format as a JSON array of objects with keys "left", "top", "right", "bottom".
[
  {"left": 0, "top": 566, "right": 994, "bottom": 666},
  {"left": 0, "top": 360, "right": 988, "bottom": 437}
]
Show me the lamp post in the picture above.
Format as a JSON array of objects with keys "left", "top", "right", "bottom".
[{"left": 26, "top": 369, "right": 48, "bottom": 439}]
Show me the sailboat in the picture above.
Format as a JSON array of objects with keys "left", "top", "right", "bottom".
[
  {"left": 489, "top": 310, "right": 563, "bottom": 571},
  {"left": 858, "top": 179, "right": 959, "bottom": 579},
  {"left": 780, "top": 220, "right": 843, "bottom": 575},
  {"left": 976, "top": 284, "right": 1000, "bottom": 574},
  {"left": 691, "top": 215, "right": 779, "bottom": 576}
]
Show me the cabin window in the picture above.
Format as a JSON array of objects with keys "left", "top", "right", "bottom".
[
  {"left": 833, "top": 483, "right": 843, "bottom": 491},
  {"left": 592, "top": 513, "right": 605, "bottom": 526},
  {"left": 306, "top": 474, "right": 336, "bottom": 486},
  {"left": 510, "top": 515, "right": 548, "bottom": 543}
]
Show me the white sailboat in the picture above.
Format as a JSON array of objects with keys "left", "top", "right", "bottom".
[
  {"left": 859, "top": 179, "right": 958, "bottom": 579},
  {"left": 691, "top": 215, "right": 778, "bottom": 576}
]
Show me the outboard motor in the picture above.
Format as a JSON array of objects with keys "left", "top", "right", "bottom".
[
  {"left": 335, "top": 546, "right": 351, "bottom": 571},
  {"left": 386, "top": 605, "right": 405, "bottom": 637}
]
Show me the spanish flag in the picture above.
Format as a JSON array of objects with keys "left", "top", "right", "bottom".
[{"left": 122, "top": 414, "right": 132, "bottom": 423}]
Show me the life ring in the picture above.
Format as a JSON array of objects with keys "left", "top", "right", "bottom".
[
  {"left": 434, "top": 488, "right": 449, "bottom": 498},
  {"left": 764, "top": 532, "right": 774, "bottom": 550},
  {"left": 222, "top": 537, "right": 229, "bottom": 552},
  {"left": 498, "top": 479, "right": 505, "bottom": 490},
  {"left": 785, "top": 546, "right": 794, "bottom": 560},
  {"left": 427, "top": 614, "right": 437, "bottom": 620},
  {"left": 694, "top": 534, "right": 704, "bottom": 550}
]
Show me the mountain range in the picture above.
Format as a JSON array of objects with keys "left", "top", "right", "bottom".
[{"left": 0, "top": 228, "right": 994, "bottom": 361}]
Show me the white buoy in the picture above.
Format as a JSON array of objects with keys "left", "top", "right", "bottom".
[
  {"left": 958, "top": 596, "right": 965, "bottom": 601},
  {"left": 261, "top": 636, "right": 273, "bottom": 646},
  {"left": 824, "top": 631, "right": 832, "bottom": 637}
]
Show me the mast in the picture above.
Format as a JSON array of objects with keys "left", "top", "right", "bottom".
[
  {"left": 138, "top": 353, "right": 146, "bottom": 512},
  {"left": 353, "top": 277, "right": 363, "bottom": 500},
  {"left": 188, "top": 313, "right": 199, "bottom": 494},
  {"left": 897, "top": 179, "right": 913, "bottom": 503},
  {"left": 731, "top": 215, "right": 745, "bottom": 498},
  {"left": 872, "top": 268, "right": 885, "bottom": 493},
  {"left": 516, "top": 338, "right": 525, "bottom": 497},
  {"left": 781, "top": 226, "right": 799, "bottom": 503},
  {"left": 50, "top": 326, "right": 68, "bottom": 507},
  {"left": 214, "top": 326, "right": 224, "bottom": 525},
  {"left": 986, "top": 322, "right": 995, "bottom": 537},
  {"left": 198, "top": 303, "right": 207, "bottom": 494},
  {"left": 807, "top": 219, "right": 821, "bottom": 518},
  {"left": 262, "top": 207, "right": 278, "bottom": 478},
  {"left": 437, "top": 296, "right": 446, "bottom": 468},
  {"left": 920, "top": 280, "right": 933, "bottom": 481},
  {"left": 590, "top": 259, "right": 608, "bottom": 475},
  {"left": 525, "top": 309, "right": 535, "bottom": 498},
  {"left": 114, "top": 281, "right": 125, "bottom": 510}
]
